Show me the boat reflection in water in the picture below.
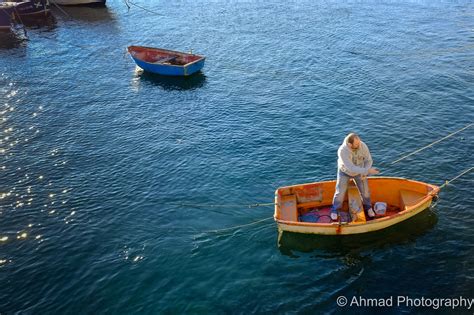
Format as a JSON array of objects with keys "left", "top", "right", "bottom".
[
  {"left": 278, "top": 208, "right": 438, "bottom": 256},
  {"left": 0, "top": 3, "right": 14, "bottom": 32},
  {"left": 0, "top": 0, "right": 54, "bottom": 34},
  {"left": 20, "top": 13, "right": 56, "bottom": 29},
  {"left": 135, "top": 69, "right": 207, "bottom": 91},
  {"left": 50, "top": 5, "right": 115, "bottom": 23},
  {"left": 0, "top": 31, "right": 27, "bottom": 49}
]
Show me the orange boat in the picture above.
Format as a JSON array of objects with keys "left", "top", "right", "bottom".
[{"left": 274, "top": 177, "right": 440, "bottom": 235}]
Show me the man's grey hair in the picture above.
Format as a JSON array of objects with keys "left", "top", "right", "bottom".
[{"left": 346, "top": 133, "right": 360, "bottom": 145}]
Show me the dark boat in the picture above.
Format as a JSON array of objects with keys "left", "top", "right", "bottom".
[
  {"left": 1, "top": 1, "right": 50, "bottom": 20},
  {"left": 50, "top": 0, "right": 105, "bottom": 5},
  {"left": 0, "top": 3, "right": 14, "bottom": 31},
  {"left": 12, "top": 0, "right": 50, "bottom": 17}
]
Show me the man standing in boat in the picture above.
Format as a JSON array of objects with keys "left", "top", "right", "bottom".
[{"left": 331, "top": 133, "right": 380, "bottom": 221}]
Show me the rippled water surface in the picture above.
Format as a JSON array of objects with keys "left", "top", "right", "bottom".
[{"left": 1, "top": 0, "right": 473, "bottom": 314}]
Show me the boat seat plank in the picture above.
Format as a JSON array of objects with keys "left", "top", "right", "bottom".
[
  {"left": 400, "top": 190, "right": 425, "bottom": 210},
  {"left": 297, "top": 200, "right": 326, "bottom": 210},
  {"left": 280, "top": 194, "right": 298, "bottom": 222},
  {"left": 347, "top": 184, "right": 365, "bottom": 223},
  {"left": 153, "top": 56, "right": 177, "bottom": 64}
]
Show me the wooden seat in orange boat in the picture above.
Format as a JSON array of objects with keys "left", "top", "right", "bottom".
[
  {"left": 347, "top": 183, "right": 366, "bottom": 223},
  {"left": 400, "top": 189, "right": 425, "bottom": 210},
  {"left": 280, "top": 194, "right": 298, "bottom": 222}
]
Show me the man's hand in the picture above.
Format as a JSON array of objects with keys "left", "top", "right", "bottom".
[{"left": 368, "top": 168, "right": 380, "bottom": 175}]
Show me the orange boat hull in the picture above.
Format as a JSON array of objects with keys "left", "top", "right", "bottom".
[{"left": 274, "top": 177, "right": 439, "bottom": 235}]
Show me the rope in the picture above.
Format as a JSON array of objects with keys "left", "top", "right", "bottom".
[
  {"left": 403, "top": 166, "right": 474, "bottom": 207},
  {"left": 0, "top": 6, "right": 26, "bottom": 36},
  {"left": 11, "top": 6, "right": 27, "bottom": 37},
  {"left": 398, "top": 166, "right": 474, "bottom": 216},
  {"left": 166, "top": 202, "right": 275, "bottom": 208},
  {"left": 343, "top": 44, "right": 474, "bottom": 60},
  {"left": 205, "top": 216, "right": 273, "bottom": 234},
  {"left": 390, "top": 122, "right": 473, "bottom": 165},
  {"left": 439, "top": 166, "right": 473, "bottom": 190},
  {"left": 124, "top": 0, "right": 162, "bottom": 16},
  {"left": 164, "top": 175, "right": 336, "bottom": 209},
  {"left": 50, "top": 1, "right": 72, "bottom": 20}
]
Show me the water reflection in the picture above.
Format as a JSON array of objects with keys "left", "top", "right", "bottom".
[
  {"left": 0, "top": 14, "right": 55, "bottom": 50},
  {"left": 278, "top": 209, "right": 438, "bottom": 256},
  {"left": 21, "top": 14, "right": 57, "bottom": 30},
  {"left": 137, "top": 70, "right": 207, "bottom": 91},
  {"left": 0, "top": 31, "right": 27, "bottom": 49},
  {"left": 51, "top": 6, "right": 115, "bottom": 23}
]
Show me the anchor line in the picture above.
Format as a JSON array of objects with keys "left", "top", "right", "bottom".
[
  {"left": 204, "top": 216, "right": 274, "bottom": 234},
  {"left": 438, "top": 166, "right": 474, "bottom": 190},
  {"left": 166, "top": 202, "right": 275, "bottom": 208},
  {"left": 50, "top": 1, "right": 71, "bottom": 20},
  {"left": 389, "top": 122, "right": 473, "bottom": 165},
  {"left": 0, "top": 6, "right": 26, "bottom": 36},
  {"left": 13, "top": 6, "right": 28, "bottom": 37},
  {"left": 123, "top": 0, "right": 163, "bottom": 16}
]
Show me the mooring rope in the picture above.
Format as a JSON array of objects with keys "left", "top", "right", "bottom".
[
  {"left": 390, "top": 122, "right": 473, "bottom": 165},
  {"left": 439, "top": 166, "right": 474, "bottom": 190},
  {"left": 50, "top": 1, "right": 72, "bottom": 20},
  {"left": 205, "top": 216, "right": 274, "bottom": 234},
  {"left": 12, "top": 6, "right": 28, "bottom": 37},
  {"left": 166, "top": 202, "right": 275, "bottom": 208},
  {"left": 0, "top": 6, "right": 27, "bottom": 36},
  {"left": 123, "top": 0, "right": 162, "bottom": 16},
  {"left": 165, "top": 175, "right": 337, "bottom": 209}
]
